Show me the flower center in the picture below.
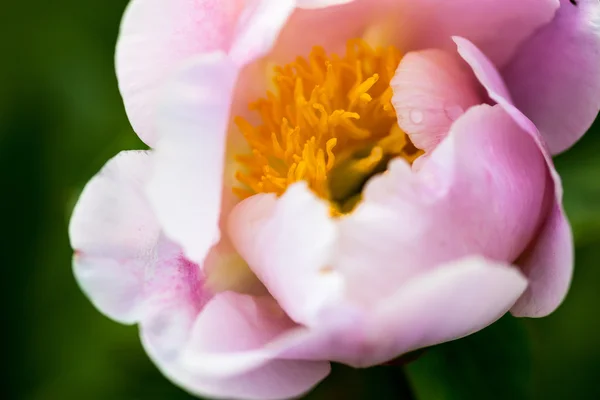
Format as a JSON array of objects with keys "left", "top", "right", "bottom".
[{"left": 234, "top": 38, "right": 423, "bottom": 213}]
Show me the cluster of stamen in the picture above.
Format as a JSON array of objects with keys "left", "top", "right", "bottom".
[{"left": 234, "top": 39, "right": 423, "bottom": 213}]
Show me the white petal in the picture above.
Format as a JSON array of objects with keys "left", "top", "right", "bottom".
[
  {"left": 147, "top": 53, "right": 238, "bottom": 265},
  {"left": 70, "top": 151, "right": 157, "bottom": 324}
]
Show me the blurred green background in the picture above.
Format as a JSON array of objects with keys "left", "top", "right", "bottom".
[{"left": 2, "top": 1, "right": 599, "bottom": 399}]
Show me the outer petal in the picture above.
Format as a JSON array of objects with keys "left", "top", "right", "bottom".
[
  {"left": 181, "top": 292, "right": 372, "bottom": 372},
  {"left": 142, "top": 291, "right": 330, "bottom": 400},
  {"left": 70, "top": 151, "right": 157, "bottom": 324},
  {"left": 228, "top": 184, "right": 345, "bottom": 326},
  {"left": 272, "top": 0, "right": 559, "bottom": 67},
  {"left": 181, "top": 293, "right": 297, "bottom": 376},
  {"left": 366, "top": 256, "right": 527, "bottom": 366},
  {"left": 70, "top": 152, "right": 327, "bottom": 400},
  {"left": 395, "top": 0, "right": 560, "bottom": 66},
  {"left": 511, "top": 202, "right": 573, "bottom": 317},
  {"left": 116, "top": 0, "right": 295, "bottom": 145},
  {"left": 69, "top": 150, "right": 216, "bottom": 326},
  {"left": 455, "top": 37, "right": 574, "bottom": 316},
  {"left": 271, "top": 1, "right": 376, "bottom": 63},
  {"left": 116, "top": 0, "right": 245, "bottom": 145},
  {"left": 146, "top": 53, "right": 237, "bottom": 266},
  {"left": 502, "top": 0, "right": 600, "bottom": 154},
  {"left": 231, "top": 257, "right": 527, "bottom": 369},
  {"left": 339, "top": 104, "right": 548, "bottom": 306},
  {"left": 391, "top": 49, "right": 483, "bottom": 152}
]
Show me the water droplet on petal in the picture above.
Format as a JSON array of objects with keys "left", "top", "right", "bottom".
[{"left": 409, "top": 109, "right": 424, "bottom": 124}]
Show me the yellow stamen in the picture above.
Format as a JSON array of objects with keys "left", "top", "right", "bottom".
[{"left": 234, "top": 38, "right": 423, "bottom": 213}]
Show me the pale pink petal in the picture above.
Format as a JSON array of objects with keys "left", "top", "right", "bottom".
[
  {"left": 296, "top": 0, "right": 355, "bottom": 9},
  {"left": 228, "top": 184, "right": 345, "bottom": 326},
  {"left": 146, "top": 53, "right": 237, "bottom": 266},
  {"left": 152, "top": 361, "right": 327, "bottom": 400},
  {"left": 339, "top": 104, "right": 548, "bottom": 306},
  {"left": 391, "top": 49, "right": 483, "bottom": 152},
  {"left": 228, "top": 0, "right": 295, "bottom": 66},
  {"left": 366, "top": 256, "right": 527, "bottom": 365},
  {"left": 275, "top": 305, "right": 369, "bottom": 367},
  {"left": 181, "top": 293, "right": 295, "bottom": 376},
  {"left": 116, "top": 0, "right": 294, "bottom": 145},
  {"left": 394, "top": 0, "right": 560, "bottom": 66},
  {"left": 180, "top": 292, "right": 371, "bottom": 381},
  {"left": 140, "top": 241, "right": 211, "bottom": 356},
  {"left": 127, "top": 229, "right": 329, "bottom": 399},
  {"left": 69, "top": 151, "right": 214, "bottom": 328},
  {"left": 502, "top": 0, "right": 600, "bottom": 154},
  {"left": 70, "top": 151, "right": 157, "bottom": 324},
  {"left": 126, "top": 223, "right": 327, "bottom": 399},
  {"left": 268, "top": 2, "right": 375, "bottom": 65},
  {"left": 455, "top": 37, "right": 574, "bottom": 317},
  {"left": 273, "top": 0, "right": 559, "bottom": 68},
  {"left": 175, "top": 258, "right": 527, "bottom": 372},
  {"left": 271, "top": 257, "right": 526, "bottom": 368},
  {"left": 511, "top": 202, "right": 573, "bottom": 317},
  {"left": 182, "top": 293, "right": 333, "bottom": 381},
  {"left": 141, "top": 291, "right": 330, "bottom": 400},
  {"left": 116, "top": 0, "right": 246, "bottom": 145}
]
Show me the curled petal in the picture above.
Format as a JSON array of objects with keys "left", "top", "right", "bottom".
[
  {"left": 511, "top": 202, "right": 573, "bottom": 317},
  {"left": 142, "top": 291, "right": 330, "bottom": 400},
  {"left": 395, "top": 0, "right": 560, "bottom": 66},
  {"left": 69, "top": 151, "right": 217, "bottom": 327},
  {"left": 502, "top": 0, "right": 600, "bottom": 154},
  {"left": 391, "top": 49, "right": 482, "bottom": 152},
  {"left": 366, "top": 256, "right": 528, "bottom": 366},
  {"left": 70, "top": 152, "right": 328, "bottom": 398},
  {"left": 455, "top": 36, "right": 574, "bottom": 317},
  {"left": 340, "top": 104, "right": 548, "bottom": 306},
  {"left": 325, "top": 0, "right": 559, "bottom": 65},
  {"left": 116, "top": 0, "right": 246, "bottom": 145},
  {"left": 261, "top": 257, "right": 527, "bottom": 369},
  {"left": 116, "top": 0, "right": 294, "bottom": 145},
  {"left": 273, "top": 0, "right": 558, "bottom": 67},
  {"left": 70, "top": 151, "right": 157, "bottom": 324}
]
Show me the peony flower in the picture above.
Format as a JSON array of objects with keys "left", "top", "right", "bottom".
[{"left": 70, "top": 0, "right": 600, "bottom": 399}]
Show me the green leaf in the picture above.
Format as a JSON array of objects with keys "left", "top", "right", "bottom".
[{"left": 406, "top": 315, "right": 532, "bottom": 400}]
